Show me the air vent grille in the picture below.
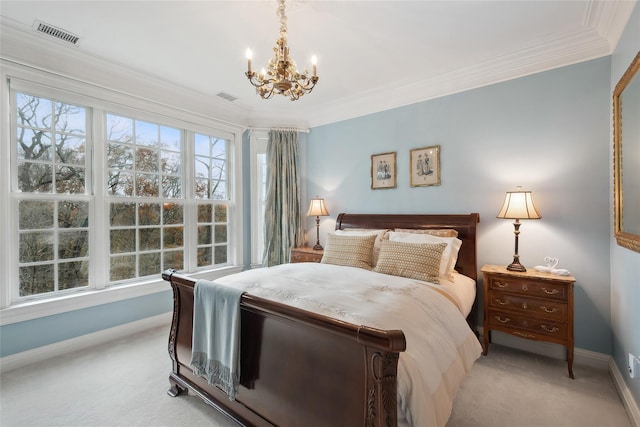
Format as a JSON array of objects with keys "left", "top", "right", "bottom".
[
  {"left": 216, "top": 92, "right": 238, "bottom": 102},
  {"left": 34, "top": 21, "right": 80, "bottom": 46}
]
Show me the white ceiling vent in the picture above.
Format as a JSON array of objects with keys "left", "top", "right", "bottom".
[
  {"left": 216, "top": 92, "right": 238, "bottom": 102},
  {"left": 33, "top": 20, "right": 80, "bottom": 46}
]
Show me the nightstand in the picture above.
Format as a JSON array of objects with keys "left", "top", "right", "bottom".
[
  {"left": 290, "top": 247, "right": 324, "bottom": 263},
  {"left": 482, "top": 264, "right": 576, "bottom": 378}
]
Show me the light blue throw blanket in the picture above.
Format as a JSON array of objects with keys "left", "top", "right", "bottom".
[{"left": 190, "top": 279, "right": 245, "bottom": 401}]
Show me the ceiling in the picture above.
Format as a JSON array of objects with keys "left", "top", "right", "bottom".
[{"left": 0, "top": 1, "right": 636, "bottom": 128}]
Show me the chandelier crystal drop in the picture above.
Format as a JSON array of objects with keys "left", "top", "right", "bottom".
[{"left": 245, "top": 0, "right": 319, "bottom": 101}]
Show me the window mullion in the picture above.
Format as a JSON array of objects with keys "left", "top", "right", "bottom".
[
  {"left": 184, "top": 130, "right": 197, "bottom": 272},
  {"left": 93, "top": 108, "right": 108, "bottom": 290}
]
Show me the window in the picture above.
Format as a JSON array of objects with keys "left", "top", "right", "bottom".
[
  {"left": 7, "top": 81, "right": 240, "bottom": 306},
  {"left": 250, "top": 131, "right": 268, "bottom": 266},
  {"left": 15, "top": 93, "right": 91, "bottom": 297},
  {"left": 106, "top": 114, "right": 186, "bottom": 282},
  {"left": 194, "top": 133, "right": 229, "bottom": 268}
]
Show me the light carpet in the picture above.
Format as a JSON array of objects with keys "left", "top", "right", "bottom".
[{"left": 0, "top": 325, "right": 631, "bottom": 427}]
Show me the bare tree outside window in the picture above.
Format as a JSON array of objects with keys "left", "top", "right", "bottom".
[
  {"left": 15, "top": 93, "right": 89, "bottom": 297},
  {"left": 11, "top": 90, "right": 234, "bottom": 302},
  {"left": 106, "top": 114, "right": 186, "bottom": 281}
]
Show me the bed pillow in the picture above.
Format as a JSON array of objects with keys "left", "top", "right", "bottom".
[
  {"left": 333, "top": 228, "right": 388, "bottom": 266},
  {"left": 387, "top": 231, "right": 462, "bottom": 279},
  {"left": 394, "top": 228, "right": 458, "bottom": 238},
  {"left": 373, "top": 240, "right": 447, "bottom": 284},
  {"left": 321, "top": 234, "right": 377, "bottom": 270}
]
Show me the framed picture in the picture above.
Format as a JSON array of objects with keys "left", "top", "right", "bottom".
[
  {"left": 370, "top": 151, "right": 397, "bottom": 190},
  {"left": 410, "top": 145, "right": 441, "bottom": 187}
]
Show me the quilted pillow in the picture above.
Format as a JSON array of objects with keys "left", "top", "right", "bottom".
[
  {"left": 373, "top": 240, "right": 447, "bottom": 284},
  {"left": 394, "top": 228, "right": 458, "bottom": 238},
  {"left": 321, "top": 234, "right": 377, "bottom": 270},
  {"left": 387, "top": 231, "right": 462, "bottom": 279},
  {"left": 333, "top": 228, "right": 388, "bottom": 266}
]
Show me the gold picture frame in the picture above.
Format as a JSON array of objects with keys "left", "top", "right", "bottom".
[
  {"left": 370, "top": 152, "right": 396, "bottom": 190},
  {"left": 410, "top": 145, "right": 441, "bottom": 187},
  {"left": 613, "top": 50, "right": 640, "bottom": 253}
]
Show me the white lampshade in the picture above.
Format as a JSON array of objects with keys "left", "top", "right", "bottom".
[
  {"left": 497, "top": 189, "right": 541, "bottom": 220},
  {"left": 307, "top": 197, "right": 329, "bottom": 217}
]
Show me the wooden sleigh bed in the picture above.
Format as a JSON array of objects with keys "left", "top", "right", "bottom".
[{"left": 162, "top": 213, "right": 480, "bottom": 427}]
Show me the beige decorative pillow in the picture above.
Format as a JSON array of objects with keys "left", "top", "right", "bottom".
[
  {"left": 333, "top": 229, "right": 388, "bottom": 266},
  {"left": 374, "top": 240, "right": 447, "bottom": 284},
  {"left": 394, "top": 228, "right": 458, "bottom": 238},
  {"left": 387, "top": 231, "right": 462, "bottom": 279},
  {"left": 321, "top": 234, "right": 377, "bottom": 270}
]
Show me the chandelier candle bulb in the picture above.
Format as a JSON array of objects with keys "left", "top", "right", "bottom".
[
  {"left": 312, "top": 55, "right": 317, "bottom": 77},
  {"left": 246, "top": 49, "right": 252, "bottom": 73}
]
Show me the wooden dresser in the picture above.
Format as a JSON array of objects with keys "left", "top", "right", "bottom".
[
  {"left": 481, "top": 264, "right": 576, "bottom": 378},
  {"left": 290, "top": 247, "right": 324, "bottom": 263}
]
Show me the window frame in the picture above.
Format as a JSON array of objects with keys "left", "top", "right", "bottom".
[
  {"left": 0, "top": 64, "right": 245, "bottom": 324},
  {"left": 249, "top": 130, "right": 268, "bottom": 268}
]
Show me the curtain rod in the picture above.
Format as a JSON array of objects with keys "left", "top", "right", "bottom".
[{"left": 248, "top": 127, "right": 310, "bottom": 134}]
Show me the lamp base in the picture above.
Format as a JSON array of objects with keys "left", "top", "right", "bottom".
[
  {"left": 312, "top": 243, "right": 324, "bottom": 251},
  {"left": 506, "top": 258, "right": 526, "bottom": 272}
]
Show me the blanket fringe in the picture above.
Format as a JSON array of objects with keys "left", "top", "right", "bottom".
[{"left": 191, "top": 352, "right": 239, "bottom": 400}]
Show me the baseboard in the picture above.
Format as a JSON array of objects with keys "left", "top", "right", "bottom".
[
  {"left": 0, "top": 312, "right": 172, "bottom": 374},
  {"left": 609, "top": 358, "right": 640, "bottom": 427},
  {"left": 478, "top": 328, "right": 610, "bottom": 370}
]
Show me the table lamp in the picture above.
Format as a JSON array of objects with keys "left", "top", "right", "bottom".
[
  {"left": 307, "top": 196, "right": 329, "bottom": 250},
  {"left": 497, "top": 187, "right": 541, "bottom": 272}
]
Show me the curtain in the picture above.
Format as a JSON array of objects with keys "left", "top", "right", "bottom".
[{"left": 262, "top": 130, "right": 303, "bottom": 266}]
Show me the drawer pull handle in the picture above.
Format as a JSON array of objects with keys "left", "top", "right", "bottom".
[
  {"left": 522, "top": 302, "right": 528, "bottom": 310},
  {"left": 495, "top": 298, "right": 510, "bottom": 306},
  {"left": 495, "top": 281, "right": 509, "bottom": 288},
  {"left": 513, "top": 331, "right": 536, "bottom": 339},
  {"left": 542, "top": 287, "right": 559, "bottom": 295},
  {"left": 495, "top": 315, "right": 511, "bottom": 324},
  {"left": 540, "top": 306, "right": 558, "bottom": 313},
  {"left": 521, "top": 284, "right": 528, "bottom": 291},
  {"left": 541, "top": 325, "right": 559, "bottom": 333}
]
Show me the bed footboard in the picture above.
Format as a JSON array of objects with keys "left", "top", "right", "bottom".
[{"left": 162, "top": 270, "right": 406, "bottom": 427}]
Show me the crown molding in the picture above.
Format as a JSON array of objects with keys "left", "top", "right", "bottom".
[
  {"left": 1, "top": 0, "right": 636, "bottom": 130},
  {"left": 298, "top": 26, "right": 613, "bottom": 128},
  {"left": 257, "top": 0, "right": 636, "bottom": 128},
  {"left": 0, "top": 18, "right": 250, "bottom": 130}
]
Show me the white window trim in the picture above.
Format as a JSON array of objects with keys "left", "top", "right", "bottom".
[
  {"left": 249, "top": 130, "right": 268, "bottom": 268},
  {"left": 0, "top": 61, "right": 245, "bottom": 325}
]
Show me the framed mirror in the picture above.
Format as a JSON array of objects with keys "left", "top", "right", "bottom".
[{"left": 613, "top": 51, "right": 640, "bottom": 253}]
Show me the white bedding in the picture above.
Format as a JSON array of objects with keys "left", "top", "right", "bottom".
[
  {"left": 439, "top": 272, "right": 477, "bottom": 318},
  {"left": 215, "top": 262, "right": 482, "bottom": 427}
]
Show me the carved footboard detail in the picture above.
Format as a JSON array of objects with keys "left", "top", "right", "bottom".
[
  {"left": 367, "top": 350, "right": 400, "bottom": 427},
  {"left": 164, "top": 269, "right": 179, "bottom": 372}
]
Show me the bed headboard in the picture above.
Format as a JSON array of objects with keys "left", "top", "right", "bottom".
[{"left": 335, "top": 213, "right": 480, "bottom": 281}]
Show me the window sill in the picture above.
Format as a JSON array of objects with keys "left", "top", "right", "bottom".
[{"left": 0, "top": 265, "right": 243, "bottom": 326}]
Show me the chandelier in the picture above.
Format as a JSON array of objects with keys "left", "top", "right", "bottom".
[{"left": 245, "top": 0, "right": 319, "bottom": 101}]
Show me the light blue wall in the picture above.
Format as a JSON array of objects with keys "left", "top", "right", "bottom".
[
  {"left": 610, "top": 2, "right": 640, "bottom": 408},
  {"left": 0, "top": 291, "right": 172, "bottom": 357},
  {"left": 306, "top": 57, "right": 613, "bottom": 354}
]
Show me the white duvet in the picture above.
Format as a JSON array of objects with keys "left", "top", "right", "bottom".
[{"left": 215, "top": 262, "right": 482, "bottom": 427}]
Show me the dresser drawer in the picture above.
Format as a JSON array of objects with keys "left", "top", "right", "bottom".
[
  {"left": 290, "top": 248, "right": 324, "bottom": 263},
  {"left": 488, "top": 309, "right": 568, "bottom": 340},
  {"left": 291, "top": 252, "right": 320, "bottom": 263},
  {"left": 488, "top": 276, "right": 568, "bottom": 301},
  {"left": 487, "top": 291, "right": 567, "bottom": 321}
]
